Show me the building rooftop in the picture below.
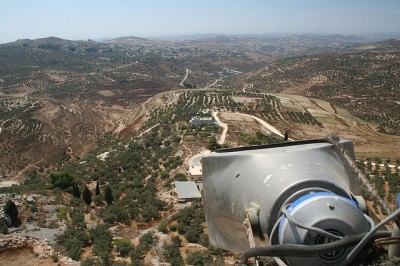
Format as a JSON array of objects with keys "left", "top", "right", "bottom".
[{"left": 175, "top": 181, "right": 201, "bottom": 199}]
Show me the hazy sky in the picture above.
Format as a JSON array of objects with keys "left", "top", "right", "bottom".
[{"left": 1, "top": 0, "right": 399, "bottom": 43}]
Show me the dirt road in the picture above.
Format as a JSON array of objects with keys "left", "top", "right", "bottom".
[
  {"left": 213, "top": 111, "right": 289, "bottom": 142},
  {"left": 212, "top": 112, "right": 228, "bottom": 144}
]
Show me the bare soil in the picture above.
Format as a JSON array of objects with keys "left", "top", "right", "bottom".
[
  {"left": 271, "top": 94, "right": 400, "bottom": 159},
  {"left": 215, "top": 97, "right": 400, "bottom": 159},
  {"left": 0, "top": 248, "right": 56, "bottom": 266}
]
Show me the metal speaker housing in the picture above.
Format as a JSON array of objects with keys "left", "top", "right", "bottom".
[
  {"left": 201, "top": 139, "right": 363, "bottom": 253},
  {"left": 278, "top": 192, "right": 370, "bottom": 265}
]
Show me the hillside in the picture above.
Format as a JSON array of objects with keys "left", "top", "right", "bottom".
[
  {"left": 238, "top": 39, "right": 400, "bottom": 135},
  {"left": 0, "top": 35, "right": 399, "bottom": 183},
  {"left": 0, "top": 34, "right": 400, "bottom": 265},
  {"left": 0, "top": 90, "right": 398, "bottom": 265},
  {"left": 0, "top": 35, "right": 268, "bottom": 178}
]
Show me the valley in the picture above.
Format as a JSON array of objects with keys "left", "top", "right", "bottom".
[{"left": 0, "top": 34, "right": 399, "bottom": 265}]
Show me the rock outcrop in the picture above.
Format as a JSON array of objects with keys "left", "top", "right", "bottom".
[{"left": 0, "top": 235, "right": 53, "bottom": 258}]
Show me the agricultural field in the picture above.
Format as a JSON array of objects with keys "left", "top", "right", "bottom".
[
  {"left": 239, "top": 39, "right": 400, "bottom": 135},
  {"left": 0, "top": 35, "right": 399, "bottom": 265}
]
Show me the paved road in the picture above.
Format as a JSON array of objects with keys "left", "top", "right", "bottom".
[
  {"left": 189, "top": 150, "right": 210, "bottom": 176},
  {"left": 179, "top": 68, "right": 191, "bottom": 87}
]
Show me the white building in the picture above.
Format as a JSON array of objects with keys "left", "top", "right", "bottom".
[
  {"left": 190, "top": 116, "right": 214, "bottom": 126},
  {"left": 175, "top": 181, "right": 202, "bottom": 202}
]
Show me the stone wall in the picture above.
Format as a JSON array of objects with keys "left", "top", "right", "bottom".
[
  {"left": 0, "top": 235, "right": 78, "bottom": 265},
  {"left": 0, "top": 235, "right": 53, "bottom": 258}
]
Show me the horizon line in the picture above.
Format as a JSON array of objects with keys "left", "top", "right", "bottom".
[{"left": 2, "top": 32, "right": 400, "bottom": 45}]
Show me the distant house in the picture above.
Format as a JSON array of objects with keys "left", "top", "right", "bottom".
[
  {"left": 190, "top": 116, "right": 214, "bottom": 126},
  {"left": 175, "top": 181, "right": 202, "bottom": 202}
]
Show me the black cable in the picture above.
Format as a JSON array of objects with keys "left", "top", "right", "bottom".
[
  {"left": 241, "top": 231, "right": 391, "bottom": 262},
  {"left": 347, "top": 208, "right": 400, "bottom": 263}
]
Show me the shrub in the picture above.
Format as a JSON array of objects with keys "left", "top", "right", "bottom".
[
  {"left": 4, "top": 200, "right": 20, "bottom": 227},
  {"left": 0, "top": 221, "right": 8, "bottom": 234},
  {"left": 184, "top": 222, "right": 203, "bottom": 243},
  {"left": 114, "top": 239, "right": 133, "bottom": 257},
  {"left": 49, "top": 171, "right": 74, "bottom": 189},
  {"left": 56, "top": 207, "right": 68, "bottom": 221},
  {"left": 141, "top": 203, "right": 160, "bottom": 222},
  {"left": 101, "top": 204, "right": 130, "bottom": 225},
  {"left": 94, "top": 194, "right": 103, "bottom": 206},
  {"left": 70, "top": 208, "right": 86, "bottom": 228},
  {"left": 185, "top": 250, "right": 214, "bottom": 265},
  {"left": 163, "top": 236, "right": 183, "bottom": 265},
  {"left": 82, "top": 185, "right": 92, "bottom": 205},
  {"left": 104, "top": 185, "right": 113, "bottom": 205},
  {"left": 58, "top": 227, "right": 89, "bottom": 260},
  {"left": 90, "top": 224, "right": 113, "bottom": 264},
  {"left": 173, "top": 173, "right": 188, "bottom": 181},
  {"left": 157, "top": 219, "right": 169, "bottom": 233},
  {"left": 171, "top": 257, "right": 185, "bottom": 266},
  {"left": 169, "top": 223, "right": 178, "bottom": 232}
]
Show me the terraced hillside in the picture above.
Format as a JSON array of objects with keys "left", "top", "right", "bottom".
[
  {"left": 1, "top": 90, "right": 397, "bottom": 265},
  {"left": 0, "top": 36, "right": 269, "bottom": 104},
  {"left": 171, "top": 90, "right": 400, "bottom": 158},
  {"left": 0, "top": 91, "right": 182, "bottom": 179},
  {"left": 239, "top": 39, "right": 400, "bottom": 135},
  {"left": 0, "top": 34, "right": 399, "bottom": 265},
  {"left": 0, "top": 36, "right": 269, "bottom": 178},
  {"left": 0, "top": 99, "right": 42, "bottom": 176},
  {"left": 1, "top": 35, "right": 399, "bottom": 179}
]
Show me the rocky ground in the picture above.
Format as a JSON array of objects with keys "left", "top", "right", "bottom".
[
  {"left": 0, "top": 235, "right": 78, "bottom": 265},
  {"left": 0, "top": 193, "right": 75, "bottom": 265}
]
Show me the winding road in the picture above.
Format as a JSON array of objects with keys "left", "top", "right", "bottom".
[
  {"left": 206, "top": 77, "right": 223, "bottom": 88},
  {"left": 189, "top": 112, "right": 291, "bottom": 175},
  {"left": 213, "top": 112, "right": 290, "bottom": 143},
  {"left": 179, "top": 67, "right": 191, "bottom": 87},
  {"left": 237, "top": 113, "right": 286, "bottom": 138},
  {"left": 211, "top": 112, "right": 228, "bottom": 144}
]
